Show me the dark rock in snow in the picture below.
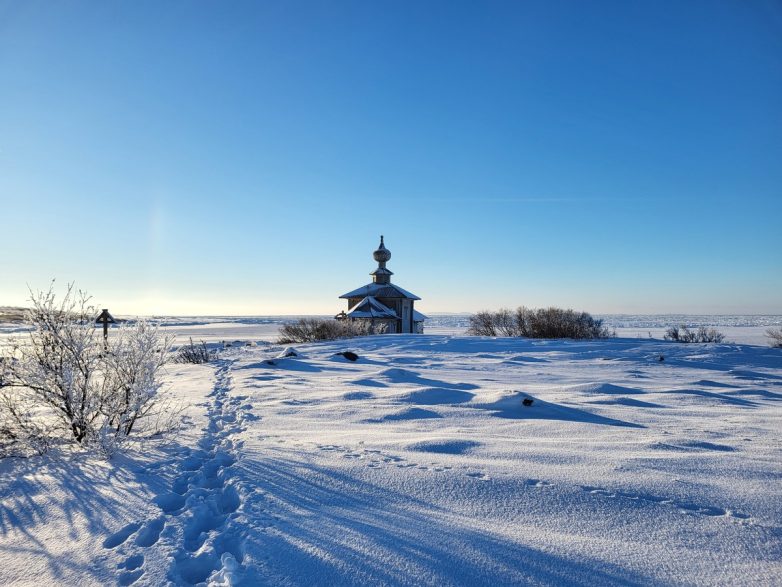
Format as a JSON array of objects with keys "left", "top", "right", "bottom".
[
  {"left": 522, "top": 397, "right": 534, "bottom": 407},
  {"left": 337, "top": 351, "right": 359, "bottom": 362}
]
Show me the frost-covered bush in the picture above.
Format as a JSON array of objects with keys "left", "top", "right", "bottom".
[
  {"left": 278, "top": 318, "right": 387, "bottom": 344},
  {"left": 0, "top": 284, "right": 173, "bottom": 457},
  {"left": 100, "top": 320, "right": 172, "bottom": 443},
  {"left": 664, "top": 325, "right": 725, "bottom": 343},
  {"left": 469, "top": 309, "right": 518, "bottom": 337},
  {"left": 175, "top": 338, "right": 215, "bottom": 364},
  {"left": 467, "top": 307, "right": 611, "bottom": 339},
  {"left": 766, "top": 327, "right": 782, "bottom": 348}
]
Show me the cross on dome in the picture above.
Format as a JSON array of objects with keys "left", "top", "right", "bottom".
[{"left": 373, "top": 235, "right": 391, "bottom": 264}]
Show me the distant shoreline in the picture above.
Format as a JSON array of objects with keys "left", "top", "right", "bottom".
[
  {"left": 1, "top": 308, "right": 780, "bottom": 328},
  {"left": 3, "top": 312, "right": 780, "bottom": 347}
]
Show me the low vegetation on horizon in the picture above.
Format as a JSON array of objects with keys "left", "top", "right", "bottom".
[
  {"left": 466, "top": 307, "right": 613, "bottom": 339},
  {"left": 664, "top": 325, "right": 725, "bottom": 343},
  {"left": 278, "top": 318, "right": 387, "bottom": 344}
]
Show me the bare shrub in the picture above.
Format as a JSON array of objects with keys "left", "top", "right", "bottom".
[
  {"left": 664, "top": 325, "right": 724, "bottom": 343},
  {"left": 701, "top": 327, "right": 725, "bottom": 343},
  {"left": 175, "top": 338, "right": 215, "bottom": 364},
  {"left": 494, "top": 308, "right": 517, "bottom": 337},
  {"left": 521, "top": 307, "right": 611, "bottom": 339},
  {"left": 1, "top": 283, "right": 173, "bottom": 457},
  {"left": 766, "top": 327, "right": 782, "bottom": 348},
  {"left": 466, "top": 311, "right": 499, "bottom": 337},
  {"left": 278, "top": 318, "right": 387, "bottom": 344},
  {"left": 467, "top": 307, "right": 611, "bottom": 339}
]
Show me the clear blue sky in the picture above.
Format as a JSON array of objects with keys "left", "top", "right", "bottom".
[{"left": 1, "top": 1, "right": 780, "bottom": 315}]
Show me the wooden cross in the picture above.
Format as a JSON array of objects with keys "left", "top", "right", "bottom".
[{"left": 95, "top": 309, "right": 116, "bottom": 348}]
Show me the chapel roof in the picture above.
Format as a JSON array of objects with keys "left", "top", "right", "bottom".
[
  {"left": 340, "top": 282, "right": 421, "bottom": 300},
  {"left": 346, "top": 296, "right": 399, "bottom": 319}
]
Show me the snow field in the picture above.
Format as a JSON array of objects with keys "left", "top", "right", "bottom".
[
  {"left": 221, "top": 335, "right": 780, "bottom": 585},
  {"left": 1, "top": 334, "right": 781, "bottom": 585}
]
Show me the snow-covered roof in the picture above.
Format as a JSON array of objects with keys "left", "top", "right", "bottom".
[
  {"left": 347, "top": 296, "right": 399, "bottom": 319},
  {"left": 413, "top": 310, "right": 428, "bottom": 322},
  {"left": 340, "top": 282, "right": 421, "bottom": 301}
]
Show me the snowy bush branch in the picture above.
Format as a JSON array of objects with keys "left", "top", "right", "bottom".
[
  {"left": 98, "top": 320, "right": 174, "bottom": 453},
  {"left": 1, "top": 283, "right": 174, "bottom": 458}
]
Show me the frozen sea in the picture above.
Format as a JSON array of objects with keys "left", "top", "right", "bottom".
[
  {"left": 79, "top": 313, "right": 782, "bottom": 347},
  {"left": 2, "top": 313, "right": 780, "bottom": 347}
]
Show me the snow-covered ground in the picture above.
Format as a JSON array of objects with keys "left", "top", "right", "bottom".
[{"left": 1, "top": 333, "right": 780, "bottom": 586}]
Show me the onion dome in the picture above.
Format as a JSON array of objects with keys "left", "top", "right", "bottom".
[{"left": 373, "top": 235, "right": 391, "bottom": 264}]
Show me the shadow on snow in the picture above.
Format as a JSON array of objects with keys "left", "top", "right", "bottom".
[{"left": 236, "top": 455, "right": 653, "bottom": 586}]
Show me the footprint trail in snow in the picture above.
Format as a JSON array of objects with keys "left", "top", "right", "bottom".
[{"left": 104, "top": 359, "right": 256, "bottom": 585}]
